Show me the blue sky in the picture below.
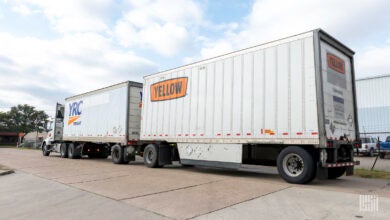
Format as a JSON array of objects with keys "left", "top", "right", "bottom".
[{"left": 0, "top": 0, "right": 389, "bottom": 115}]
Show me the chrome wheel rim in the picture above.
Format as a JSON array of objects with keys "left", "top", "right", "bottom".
[
  {"left": 282, "top": 153, "right": 304, "bottom": 177},
  {"left": 146, "top": 149, "right": 153, "bottom": 163}
]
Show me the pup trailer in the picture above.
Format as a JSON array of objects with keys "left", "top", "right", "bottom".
[
  {"left": 139, "top": 29, "right": 360, "bottom": 184},
  {"left": 42, "top": 81, "right": 143, "bottom": 163},
  {"left": 42, "top": 29, "right": 360, "bottom": 184}
]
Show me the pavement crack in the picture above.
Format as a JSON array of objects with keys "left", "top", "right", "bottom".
[
  {"left": 68, "top": 174, "right": 130, "bottom": 184},
  {"left": 119, "top": 179, "right": 224, "bottom": 201},
  {"left": 188, "top": 185, "right": 291, "bottom": 219}
]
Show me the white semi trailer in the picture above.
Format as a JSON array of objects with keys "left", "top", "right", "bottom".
[
  {"left": 42, "top": 29, "right": 359, "bottom": 184},
  {"left": 42, "top": 81, "right": 143, "bottom": 163},
  {"left": 139, "top": 29, "right": 360, "bottom": 184}
]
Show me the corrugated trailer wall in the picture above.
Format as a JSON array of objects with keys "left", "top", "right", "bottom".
[
  {"left": 141, "top": 32, "right": 319, "bottom": 144},
  {"left": 63, "top": 81, "right": 142, "bottom": 144},
  {"left": 63, "top": 83, "right": 128, "bottom": 143}
]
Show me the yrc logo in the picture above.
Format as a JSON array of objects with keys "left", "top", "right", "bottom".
[{"left": 68, "top": 100, "right": 83, "bottom": 125}]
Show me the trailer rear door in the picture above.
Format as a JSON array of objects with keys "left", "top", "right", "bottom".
[{"left": 320, "top": 41, "right": 357, "bottom": 141}]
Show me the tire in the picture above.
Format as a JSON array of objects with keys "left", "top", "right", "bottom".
[
  {"left": 277, "top": 146, "right": 315, "bottom": 184},
  {"left": 328, "top": 167, "right": 346, "bottom": 179},
  {"left": 143, "top": 144, "right": 159, "bottom": 168},
  {"left": 111, "top": 145, "right": 124, "bottom": 164},
  {"left": 68, "top": 143, "right": 80, "bottom": 159},
  {"left": 369, "top": 148, "right": 374, "bottom": 157},
  {"left": 60, "top": 143, "right": 68, "bottom": 158},
  {"left": 380, "top": 153, "right": 386, "bottom": 159},
  {"left": 42, "top": 143, "right": 50, "bottom": 156}
]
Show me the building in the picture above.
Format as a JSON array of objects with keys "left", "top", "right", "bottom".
[
  {"left": 0, "top": 132, "right": 21, "bottom": 145},
  {"left": 356, "top": 74, "right": 390, "bottom": 141}
]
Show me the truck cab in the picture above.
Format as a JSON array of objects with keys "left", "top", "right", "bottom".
[{"left": 42, "top": 103, "right": 64, "bottom": 156}]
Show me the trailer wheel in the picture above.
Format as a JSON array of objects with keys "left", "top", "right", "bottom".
[
  {"left": 380, "top": 153, "right": 386, "bottom": 159},
  {"left": 327, "top": 167, "right": 346, "bottom": 179},
  {"left": 277, "top": 146, "right": 315, "bottom": 184},
  {"left": 60, "top": 143, "right": 68, "bottom": 158},
  {"left": 112, "top": 145, "right": 124, "bottom": 164},
  {"left": 42, "top": 143, "right": 50, "bottom": 156},
  {"left": 144, "top": 144, "right": 159, "bottom": 168}
]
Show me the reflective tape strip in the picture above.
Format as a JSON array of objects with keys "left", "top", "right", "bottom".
[{"left": 324, "top": 162, "right": 356, "bottom": 167}]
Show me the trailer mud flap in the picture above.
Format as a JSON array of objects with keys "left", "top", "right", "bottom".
[
  {"left": 317, "top": 163, "right": 328, "bottom": 180},
  {"left": 158, "top": 144, "right": 172, "bottom": 166},
  {"left": 345, "top": 166, "right": 354, "bottom": 176}
]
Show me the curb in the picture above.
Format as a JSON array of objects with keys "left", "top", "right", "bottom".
[{"left": 0, "top": 169, "right": 14, "bottom": 176}]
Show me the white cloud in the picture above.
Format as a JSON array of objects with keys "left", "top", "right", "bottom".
[
  {"left": 240, "top": 0, "right": 389, "bottom": 45},
  {"left": 114, "top": 0, "right": 203, "bottom": 56},
  {"left": 356, "top": 45, "right": 390, "bottom": 77},
  {"left": 2, "top": 0, "right": 389, "bottom": 114},
  {"left": 8, "top": 0, "right": 113, "bottom": 33},
  {"left": 189, "top": 0, "right": 390, "bottom": 77},
  {"left": 11, "top": 4, "right": 33, "bottom": 15},
  {"left": 0, "top": 32, "right": 157, "bottom": 114}
]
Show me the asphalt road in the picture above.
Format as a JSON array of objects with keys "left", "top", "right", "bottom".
[{"left": 1, "top": 148, "right": 390, "bottom": 219}]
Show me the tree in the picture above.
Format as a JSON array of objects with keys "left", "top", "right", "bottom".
[
  {"left": 0, "top": 104, "right": 49, "bottom": 134},
  {"left": 0, "top": 111, "right": 10, "bottom": 131}
]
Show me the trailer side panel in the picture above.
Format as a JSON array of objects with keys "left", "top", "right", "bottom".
[{"left": 141, "top": 31, "right": 319, "bottom": 145}]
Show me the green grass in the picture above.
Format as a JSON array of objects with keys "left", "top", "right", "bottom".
[{"left": 354, "top": 168, "right": 390, "bottom": 180}]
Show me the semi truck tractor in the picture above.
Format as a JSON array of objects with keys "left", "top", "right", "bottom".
[
  {"left": 42, "top": 29, "right": 360, "bottom": 184},
  {"left": 42, "top": 81, "right": 143, "bottom": 163}
]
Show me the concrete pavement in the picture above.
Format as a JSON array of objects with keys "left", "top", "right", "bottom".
[
  {"left": 0, "top": 171, "right": 168, "bottom": 220},
  {"left": 1, "top": 148, "right": 390, "bottom": 219},
  {"left": 195, "top": 187, "right": 390, "bottom": 220},
  {"left": 0, "top": 164, "right": 14, "bottom": 176}
]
